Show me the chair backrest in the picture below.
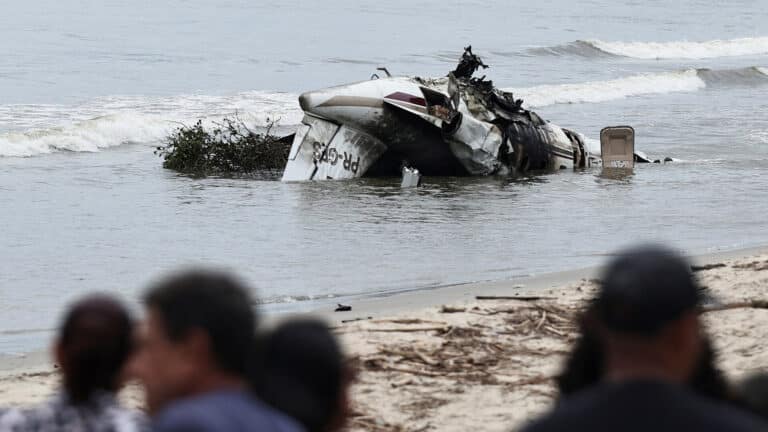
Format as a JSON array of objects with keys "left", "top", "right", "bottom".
[{"left": 600, "top": 126, "right": 635, "bottom": 169}]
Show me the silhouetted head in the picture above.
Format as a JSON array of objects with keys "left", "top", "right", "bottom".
[
  {"left": 129, "top": 269, "right": 257, "bottom": 414},
  {"left": 592, "top": 244, "right": 703, "bottom": 383},
  {"left": 55, "top": 294, "right": 134, "bottom": 404},
  {"left": 557, "top": 308, "right": 729, "bottom": 401},
  {"left": 252, "top": 319, "right": 351, "bottom": 432}
]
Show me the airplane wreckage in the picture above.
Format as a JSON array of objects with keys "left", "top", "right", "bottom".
[{"left": 282, "top": 47, "right": 665, "bottom": 182}]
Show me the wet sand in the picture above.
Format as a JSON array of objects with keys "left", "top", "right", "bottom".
[{"left": 1, "top": 246, "right": 767, "bottom": 431}]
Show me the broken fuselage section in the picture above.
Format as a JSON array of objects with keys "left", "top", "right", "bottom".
[{"left": 282, "top": 50, "right": 601, "bottom": 181}]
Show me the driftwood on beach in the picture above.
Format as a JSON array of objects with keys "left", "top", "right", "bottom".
[
  {"left": 338, "top": 256, "right": 768, "bottom": 431},
  {"left": 355, "top": 302, "right": 576, "bottom": 382},
  {"left": 703, "top": 300, "right": 768, "bottom": 313},
  {"left": 3, "top": 256, "right": 768, "bottom": 432},
  {"left": 475, "top": 295, "right": 557, "bottom": 301},
  {"left": 350, "top": 289, "right": 768, "bottom": 394}
]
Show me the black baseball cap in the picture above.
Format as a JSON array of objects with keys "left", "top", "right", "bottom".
[{"left": 592, "top": 244, "right": 701, "bottom": 335}]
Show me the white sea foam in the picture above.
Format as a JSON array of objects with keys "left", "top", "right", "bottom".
[
  {"left": 0, "top": 113, "right": 171, "bottom": 157},
  {"left": 506, "top": 69, "right": 705, "bottom": 108},
  {"left": 0, "top": 91, "right": 301, "bottom": 157},
  {"left": 758, "top": 67, "right": 768, "bottom": 76},
  {"left": 586, "top": 37, "right": 768, "bottom": 59}
]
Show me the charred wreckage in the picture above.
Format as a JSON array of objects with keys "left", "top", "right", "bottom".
[{"left": 282, "top": 47, "right": 653, "bottom": 182}]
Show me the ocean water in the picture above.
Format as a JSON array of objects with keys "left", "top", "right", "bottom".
[{"left": 2, "top": 0, "right": 768, "bottom": 354}]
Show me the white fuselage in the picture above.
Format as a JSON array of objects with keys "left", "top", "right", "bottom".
[{"left": 282, "top": 76, "right": 601, "bottom": 181}]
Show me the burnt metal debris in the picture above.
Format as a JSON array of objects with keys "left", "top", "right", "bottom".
[{"left": 282, "top": 46, "right": 678, "bottom": 181}]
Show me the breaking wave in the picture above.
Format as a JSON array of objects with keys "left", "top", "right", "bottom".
[
  {"left": 0, "top": 91, "right": 301, "bottom": 157},
  {"left": 526, "top": 40, "right": 619, "bottom": 58},
  {"left": 3, "top": 67, "right": 768, "bottom": 157},
  {"left": 697, "top": 66, "right": 768, "bottom": 86},
  {"left": 533, "top": 37, "right": 768, "bottom": 59},
  {"left": 508, "top": 70, "right": 704, "bottom": 107},
  {"left": 507, "top": 67, "right": 768, "bottom": 108},
  {"left": 0, "top": 113, "right": 171, "bottom": 157}
]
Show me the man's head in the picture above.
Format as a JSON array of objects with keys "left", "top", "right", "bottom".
[
  {"left": 129, "top": 269, "right": 257, "bottom": 414},
  {"left": 55, "top": 294, "right": 134, "bottom": 404},
  {"left": 591, "top": 244, "right": 703, "bottom": 383},
  {"left": 252, "top": 319, "right": 352, "bottom": 432}
]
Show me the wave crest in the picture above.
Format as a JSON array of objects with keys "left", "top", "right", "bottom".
[
  {"left": 505, "top": 69, "right": 705, "bottom": 108},
  {"left": 3, "top": 67, "right": 768, "bottom": 157},
  {"left": 0, "top": 91, "right": 301, "bottom": 157},
  {"left": 0, "top": 113, "right": 170, "bottom": 157},
  {"left": 526, "top": 40, "right": 620, "bottom": 58},
  {"left": 506, "top": 66, "right": 768, "bottom": 108},
  {"left": 553, "top": 37, "right": 768, "bottom": 60}
]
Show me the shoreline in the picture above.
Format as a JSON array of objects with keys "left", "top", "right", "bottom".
[
  {"left": 1, "top": 244, "right": 767, "bottom": 430},
  {"left": 3, "top": 243, "right": 767, "bottom": 377},
  {"left": 303, "top": 243, "right": 768, "bottom": 323}
]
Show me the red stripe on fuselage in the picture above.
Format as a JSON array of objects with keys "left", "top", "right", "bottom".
[{"left": 384, "top": 92, "right": 426, "bottom": 107}]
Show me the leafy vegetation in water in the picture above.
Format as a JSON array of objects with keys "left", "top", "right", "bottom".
[{"left": 155, "top": 117, "right": 290, "bottom": 177}]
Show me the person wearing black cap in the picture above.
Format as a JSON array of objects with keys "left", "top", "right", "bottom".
[{"left": 520, "top": 244, "right": 766, "bottom": 432}]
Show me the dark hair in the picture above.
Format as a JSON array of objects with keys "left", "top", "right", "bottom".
[
  {"left": 557, "top": 308, "right": 730, "bottom": 401},
  {"left": 595, "top": 244, "right": 701, "bottom": 336},
  {"left": 251, "top": 319, "right": 346, "bottom": 432},
  {"left": 58, "top": 295, "right": 133, "bottom": 404},
  {"left": 144, "top": 269, "right": 257, "bottom": 376},
  {"left": 555, "top": 313, "right": 603, "bottom": 397}
]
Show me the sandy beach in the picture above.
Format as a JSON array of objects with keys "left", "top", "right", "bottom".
[{"left": 1, "top": 247, "right": 767, "bottom": 431}]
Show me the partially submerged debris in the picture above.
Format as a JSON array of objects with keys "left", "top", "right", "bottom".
[
  {"left": 400, "top": 166, "right": 422, "bottom": 187},
  {"left": 156, "top": 117, "right": 290, "bottom": 177},
  {"left": 281, "top": 46, "right": 606, "bottom": 182}
]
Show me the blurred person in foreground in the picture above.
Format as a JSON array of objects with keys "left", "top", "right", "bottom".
[
  {"left": 0, "top": 294, "right": 147, "bottom": 432},
  {"left": 521, "top": 244, "right": 766, "bottom": 432},
  {"left": 736, "top": 372, "right": 768, "bottom": 420},
  {"left": 128, "top": 270, "right": 302, "bottom": 432},
  {"left": 557, "top": 305, "right": 731, "bottom": 402},
  {"left": 251, "top": 319, "right": 353, "bottom": 432}
]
